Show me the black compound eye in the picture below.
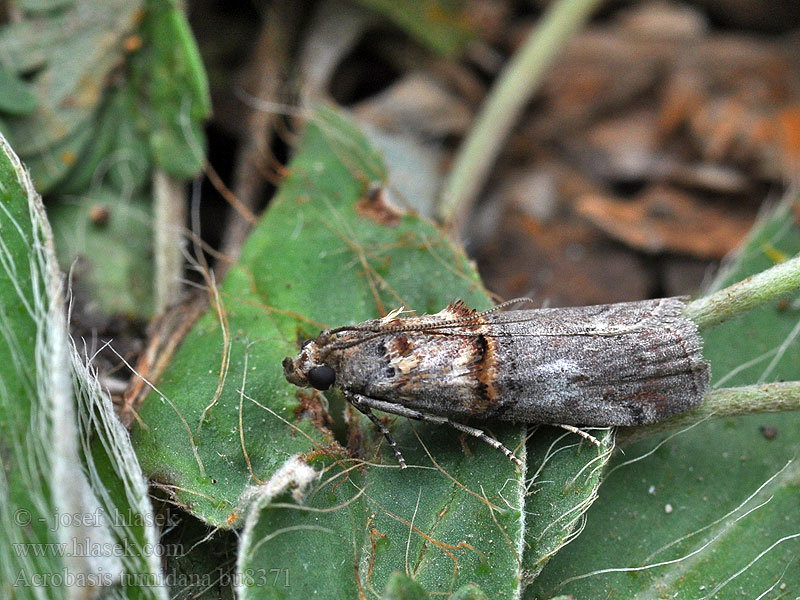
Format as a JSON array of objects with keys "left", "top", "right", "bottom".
[{"left": 307, "top": 365, "right": 336, "bottom": 390}]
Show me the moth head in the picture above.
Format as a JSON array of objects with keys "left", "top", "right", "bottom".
[{"left": 282, "top": 337, "right": 336, "bottom": 391}]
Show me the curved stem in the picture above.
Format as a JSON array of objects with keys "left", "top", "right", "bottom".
[
  {"left": 617, "top": 381, "right": 800, "bottom": 445},
  {"left": 685, "top": 254, "right": 800, "bottom": 330},
  {"left": 438, "top": 0, "right": 603, "bottom": 231}
]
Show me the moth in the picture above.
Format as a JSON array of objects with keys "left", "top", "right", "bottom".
[{"left": 282, "top": 297, "right": 710, "bottom": 468}]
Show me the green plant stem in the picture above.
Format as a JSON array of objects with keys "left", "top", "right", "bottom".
[
  {"left": 685, "top": 254, "right": 800, "bottom": 330},
  {"left": 617, "top": 381, "right": 800, "bottom": 445},
  {"left": 438, "top": 0, "right": 603, "bottom": 231}
]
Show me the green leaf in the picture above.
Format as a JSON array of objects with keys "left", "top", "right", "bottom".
[
  {"left": 237, "top": 436, "right": 524, "bottom": 598},
  {"left": 10, "top": 118, "right": 94, "bottom": 193},
  {"left": 56, "top": 85, "right": 152, "bottom": 195},
  {"left": 0, "top": 114, "right": 61, "bottom": 600},
  {"left": 0, "top": 0, "right": 209, "bottom": 194},
  {"left": 0, "top": 0, "right": 143, "bottom": 156},
  {"left": 0, "top": 64, "right": 37, "bottom": 115},
  {"left": 129, "top": 0, "right": 211, "bottom": 178},
  {"left": 700, "top": 206, "right": 800, "bottom": 386},
  {"left": 0, "top": 131, "right": 164, "bottom": 597},
  {"left": 529, "top": 198, "right": 800, "bottom": 598},
  {"left": 522, "top": 428, "right": 613, "bottom": 583},
  {"left": 133, "top": 104, "right": 614, "bottom": 597},
  {"left": 382, "top": 572, "right": 430, "bottom": 599},
  {"left": 48, "top": 187, "right": 154, "bottom": 318},
  {"left": 131, "top": 102, "right": 512, "bottom": 516},
  {"left": 77, "top": 344, "right": 169, "bottom": 600},
  {"left": 236, "top": 460, "right": 363, "bottom": 599},
  {"left": 354, "top": 0, "right": 476, "bottom": 56},
  {"left": 449, "top": 583, "right": 489, "bottom": 600}
]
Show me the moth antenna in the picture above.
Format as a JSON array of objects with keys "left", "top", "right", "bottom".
[
  {"left": 479, "top": 297, "right": 536, "bottom": 314},
  {"left": 321, "top": 298, "right": 539, "bottom": 355},
  {"left": 377, "top": 297, "right": 537, "bottom": 333},
  {"left": 320, "top": 330, "right": 389, "bottom": 356}
]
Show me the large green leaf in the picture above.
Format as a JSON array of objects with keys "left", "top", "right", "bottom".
[
  {"left": 0, "top": 111, "right": 62, "bottom": 600},
  {"left": 236, "top": 430, "right": 523, "bottom": 598},
  {"left": 131, "top": 105, "right": 612, "bottom": 596},
  {"left": 0, "top": 132, "right": 164, "bottom": 598},
  {"left": 529, "top": 199, "right": 800, "bottom": 598}
]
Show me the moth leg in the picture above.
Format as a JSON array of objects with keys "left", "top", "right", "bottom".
[
  {"left": 554, "top": 423, "right": 602, "bottom": 447},
  {"left": 434, "top": 416, "right": 524, "bottom": 468},
  {"left": 351, "top": 394, "right": 523, "bottom": 468},
  {"left": 346, "top": 393, "right": 408, "bottom": 469}
]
